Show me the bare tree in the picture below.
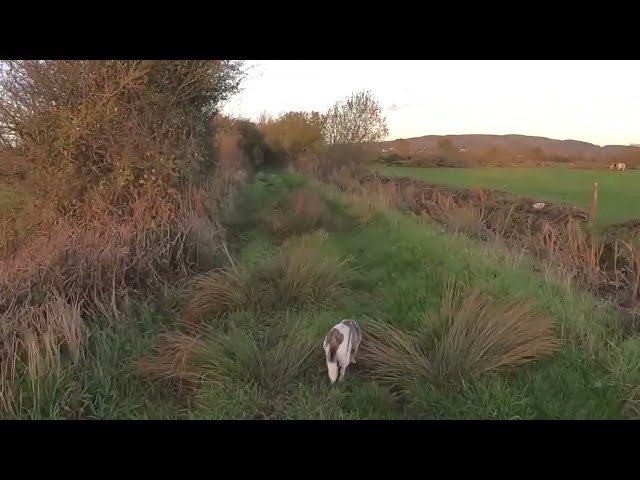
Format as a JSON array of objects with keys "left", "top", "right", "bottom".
[{"left": 323, "top": 90, "right": 389, "bottom": 145}]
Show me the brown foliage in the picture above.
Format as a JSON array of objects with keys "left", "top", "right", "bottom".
[
  {"left": 0, "top": 60, "right": 255, "bottom": 414},
  {"left": 137, "top": 330, "right": 214, "bottom": 391},
  {"left": 0, "top": 188, "right": 223, "bottom": 314},
  {"left": 180, "top": 267, "right": 250, "bottom": 325},
  {"left": 0, "top": 142, "right": 253, "bottom": 403},
  {"left": 0, "top": 169, "right": 248, "bottom": 414},
  {"left": 259, "top": 111, "right": 324, "bottom": 163},
  {"left": 0, "top": 60, "right": 245, "bottom": 214}
]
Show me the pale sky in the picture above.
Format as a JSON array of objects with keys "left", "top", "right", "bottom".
[{"left": 223, "top": 60, "right": 640, "bottom": 147}]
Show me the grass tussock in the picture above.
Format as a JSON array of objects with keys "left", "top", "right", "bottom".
[
  {"left": 259, "top": 187, "right": 345, "bottom": 239},
  {"left": 429, "top": 289, "right": 559, "bottom": 379},
  {"left": 181, "top": 234, "right": 351, "bottom": 325},
  {"left": 357, "top": 319, "right": 431, "bottom": 384},
  {"left": 180, "top": 267, "right": 250, "bottom": 325},
  {"left": 360, "top": 284, "right": 558, "bottom": 385},
  {"left": 140, "top": 316, "right": 317, "bottom": 413},
  {"left": 255, "top": 234, "right": 351, "bottom": 311},
  {"left": 0, "top": 292, "right": 85, "bottom": 412},
  {"left": 136, "top": 330, "right": 213, "bottom": 391}
]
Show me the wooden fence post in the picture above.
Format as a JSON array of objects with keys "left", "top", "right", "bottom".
[{"left": 591, "top": 182, "right": 598, "bottom": 222}]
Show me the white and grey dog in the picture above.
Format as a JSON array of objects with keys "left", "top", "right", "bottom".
[{"left": 323, "top": 320, "right": 362, "bottom": 384}]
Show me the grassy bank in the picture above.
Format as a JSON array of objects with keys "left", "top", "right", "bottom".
[
  {"left": 378, "top": 166, "right": 640, "bottom": 226},
  {"left": 8, "top": 172, "right": 639, "bottom": 419}
]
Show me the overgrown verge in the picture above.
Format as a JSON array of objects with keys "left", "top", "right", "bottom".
[
  {"left": 0, "top": 60, "right": 254, "bottom": 416},
  {"left": 0, "top": 166, "right": 248, "bottom": 415},
  {"left": 319, "top": 168, "right": 640, "bottom": 315},
  {"left": 137, "top": 172, "right": 638, "bottom": 419}
]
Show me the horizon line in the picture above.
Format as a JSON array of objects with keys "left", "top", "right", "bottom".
[{"left": 382, "top": 132, "right": 640, "bottom": 148}]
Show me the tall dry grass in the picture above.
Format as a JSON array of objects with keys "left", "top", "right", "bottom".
[
  {"left": 136, "top": 330, "right": 214, "bottom": 392},
  {"left": 139, "top": 316, "right": 317, "bottom": 404},
  {"left": 0, "top": 186, "right": 227, "bottom": 411},
  {"left": 257, "top": 187, "right": 345, "bottom": 239},
  {"left": 0, "top": 292, "right": 85, "bottom": 414},
  {"left": 360, "top": 286, "right": 558, "bottom": 385},
  {"left": 0, "top": 188, "right": 223, "bottom": 313},
  {"left": 180, "top": 267, "right": 250, "bottom": 324},
  {"left": 428, "top": 289, "right": 558, "bottom": 380},
  {"left": 181, "top": 234, "right": 350, "bottom": 325}
]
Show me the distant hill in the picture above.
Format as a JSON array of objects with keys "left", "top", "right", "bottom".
[{"left": 379, "top": 134, "right": 639, "bottom": 160}]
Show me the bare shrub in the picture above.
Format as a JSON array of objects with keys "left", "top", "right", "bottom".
[
  {"left": 0, "top": 60, "right": 245, "bottom": 215},
  {"left": 323, "top": 90, "right": 389, "bottom": 145}
]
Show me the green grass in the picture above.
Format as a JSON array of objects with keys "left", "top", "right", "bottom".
[
  {"left": 5, "top": 171, "right": 640, "bottom": 419},
  {"left": 378, "top": 166, "right": 640, "bottom": 226},
  {"left": 3, "top": 305, "right": 184, "bottom": 419}
]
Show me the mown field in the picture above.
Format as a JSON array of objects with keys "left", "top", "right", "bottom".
[
  {"left": 7, "top": 172, "right": 639, "bottom": 419},
  {"left": 378, "top": 166, "right": 640, "bottom": 226}
]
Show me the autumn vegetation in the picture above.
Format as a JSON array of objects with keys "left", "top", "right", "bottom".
[
  {"left": 1, "top": 61, "right": 640, "bottom": 419},
  {"left": 381, "top": 137, "right": 640, "bottom": 169}
]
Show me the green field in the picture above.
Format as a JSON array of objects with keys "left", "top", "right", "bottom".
[{"left": 379, "top": 166, "right": 640, "bottom": 226}]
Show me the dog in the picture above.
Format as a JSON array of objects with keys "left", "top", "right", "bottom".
[{"left": 323, "top": 320, "right": 362, "bottom": 384}]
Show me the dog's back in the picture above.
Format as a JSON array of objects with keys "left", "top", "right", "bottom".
[{"left": 341, "top": 319, "right": 362, "bottom": 352}]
